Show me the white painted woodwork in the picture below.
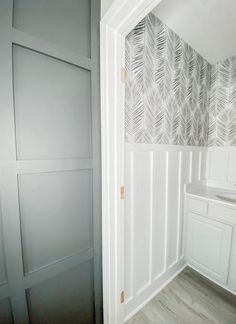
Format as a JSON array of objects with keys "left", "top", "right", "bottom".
[
  {"left": 206, "top": 147, "right": 236, "bottom": 189},
  {"left": 124, "top": 143, "right": 207, "bottom": 319},
  {"left": 228, "top": 228, "right": 236, "bottom": 292},
  {"left": 185, "top": 193, "right": 236, "bottom": 294},
  {"left": 188, "top": 198, "right": 208, "bottom": 216},
  {"left": 212, "top": 204, "right": 236, "bottom": 225},
  {"left": 200, "top": 150, "right": 207, "bottom": 181},
  {"left": 132, "top": 151, "right": 152, "bottom": 295},
  {"left": 152, "top": 151, "right": 167, "bottom": 279},
  {"left": 100, "top": 1, "right": 169, "bottom": 323},
  {"left": 101, "top": 1, "right": 236, "bottom": 323},
  {"left": 228, "top": 150, "right": 236, "bottom": 183},
  {"left": 207, "top": 148, "right": 229, "bottom": 182},
  {"left": 191, "top": 151, "right": 201, "bottom": 182},
  {"left": 187, "top": 212, "right": 232, "bottom": 284},
  {"left": 167, "top": 151, "right": 180, "bottom": 269}
]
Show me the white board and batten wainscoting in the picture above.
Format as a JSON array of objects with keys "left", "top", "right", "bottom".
[
  {"left": 124, "top": 143, "right": 207, "bottom": 321},
  {"left": 207, "top": 146, "right": 236, "bottom": 189}
]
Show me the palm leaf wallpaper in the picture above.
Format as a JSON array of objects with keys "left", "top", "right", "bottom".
[
  {"left": 209, "top": 56, "right": 236, "bottom": 146},
  {"left": 125, "top": 13, "right": 211, "bottom": 146},
  {"left": 125, "top": 13, "right": 236, "bottom": 147}
]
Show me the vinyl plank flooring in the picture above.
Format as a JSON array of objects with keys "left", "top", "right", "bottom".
[{"left": 126, "top": 267, "right": 236, "bottom": 324}]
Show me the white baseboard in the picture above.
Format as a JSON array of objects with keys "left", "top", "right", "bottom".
[{"left": 125, "top": 261, "right": 236, "bottom": 323}]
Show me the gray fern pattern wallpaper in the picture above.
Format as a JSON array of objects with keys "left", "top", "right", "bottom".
[
  {"left": 208, "top": 56, "right": 236, "bottom": 146},
  {"left": 125, "top": 13, "right": 212, "bottom": 146}
]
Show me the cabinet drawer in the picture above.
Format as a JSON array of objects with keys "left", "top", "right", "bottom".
[
  {"left": 188, "top": 197, "right": 208, "bottom": 215},
  {"left": 213, "top": 204, "right": 236, "bottom": 225}
]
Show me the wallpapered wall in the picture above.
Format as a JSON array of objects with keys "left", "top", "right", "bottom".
[
  {"left": 208, "top": 56, "right": 236, "bottom": 146},
  {"left": 125, "top": 13, "right": 211, "bottom": 146}
]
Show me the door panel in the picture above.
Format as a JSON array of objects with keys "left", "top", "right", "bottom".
[
  {"left": 13, "top": 45, "right": 92, "bottom": 160},
  {"left": 18, "top": 170, "right": 92, "bottom": 274},
  {"left": 0, "top": 298, "right": 13, "bottom": 324},
  {"left": 0, "top": 209, "right": 7, "bottom": 285},
  {"left": 0, "top": 0, "right": 101, "bottom": 323},
  {"left": 27, "top": 261, "right": 94, "bottom": 324},
  {"left": 13, "top": 0, "right": 91, "bottom": 57}
]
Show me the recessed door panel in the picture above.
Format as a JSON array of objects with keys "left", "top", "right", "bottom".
[
  {"left": 13, "top": 45, "right": 92, "bottom": 160},
  {"left": 13, "top": 0, "right": 91, "bottom": 57},
  {"left": 0, "top": 208, "right": 7, "bottom": 285},
  {"left": 27, "top": 261, "right": 94, "bottom": 324},
  {"left": 0, "top": 299, "right": 13, "bottom": 324},
  {"left": 18, "top": 170, "right": 92, "bottom": 274}
]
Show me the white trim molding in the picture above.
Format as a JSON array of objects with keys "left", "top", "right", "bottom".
[
  {"left": 101, "top": 1, "right": 167, "bottom": 323},
  {"left": 124, "top": 143, "right": 207, "bottom": 319}
]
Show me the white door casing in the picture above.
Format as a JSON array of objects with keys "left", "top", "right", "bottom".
[{"left": 100, "top": 1, "right": 164, "bottom": 323}]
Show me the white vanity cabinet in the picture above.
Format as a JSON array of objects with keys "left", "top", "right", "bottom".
[
  {"left": 185, "top": 195, "right": 236, "bottom": 293},
  {"left": 186, "top": 212, "right": 232, "bottom": 284},
  {"left": 228, "top": 232, "right": 236, "bottom": 291}
]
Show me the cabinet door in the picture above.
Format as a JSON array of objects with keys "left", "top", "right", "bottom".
[
  {"left": 187, "top": 213, "right": 232, "bottom": 284},
  {"left": 228, "top": 227, "right": 236, "bottom": 292}
]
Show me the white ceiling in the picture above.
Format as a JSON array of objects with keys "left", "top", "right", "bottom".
[{"left": 152, "top": 0, "right": 236, "bottom": 64}]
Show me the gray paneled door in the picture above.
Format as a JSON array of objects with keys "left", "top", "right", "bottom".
[{"left": 0, "top": 0, "right": 101, "bottom": 323}]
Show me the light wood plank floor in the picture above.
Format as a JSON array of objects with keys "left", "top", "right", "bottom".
[{"left": 126, "top": 267, "right": 236, "bottom": 324}]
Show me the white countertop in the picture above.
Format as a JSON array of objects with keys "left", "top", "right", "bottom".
[{"left": 185, "top": 183, "right": 236, "bottom": 206}]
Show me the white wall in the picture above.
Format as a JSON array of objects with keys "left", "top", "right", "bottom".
[
  {"left": 124, "top": 143, "right": 207, "bottom": 320},
  {"left": 152, "top": 0, "right": 236, "bottom": 64},
  {"left": 101, "top": 0, "right": 114, "bottom": 17}
]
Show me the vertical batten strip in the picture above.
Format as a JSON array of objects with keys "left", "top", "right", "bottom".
[
  {"left": 164, "top": 152, "right": 169, "bottom": 272},
  {"left": 176, "top": 152, "right": 182, "bottom": 260},
  {"left": 0, "top": 1, "right": 30, "bottom": 322},
  {"left": 200, "top": 149, "right": 207, "bottom": 180},
  {"left": 130, "top": 151, "right": 134, "bottom": 300},
  {"left": 148, "top": 152, "right": 154, "bottom": 283},
  {"left": 198, "top": 151, "right": 202, "bottom": 181},
  {"left": 189, "top": 151, "right": 193, "bottom": 183}
]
